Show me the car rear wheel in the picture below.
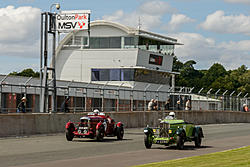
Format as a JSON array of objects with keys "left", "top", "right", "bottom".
[
  {"left": 177, "top": 133, "right": 185, "bottom": 150},
  {"left": 96, "top": 127, "right": 104, "bottom": 141},
  {"left": 144, "top": 135, "right": 152, "bottom": 149},
  {"left": 66, "top": 129, "right": 74, "bottom": 141},
  {"left": 194, "top": 130, "right": 202, "bottom": 148},
  {"left": 117, "top": 127, "right": 124, "bottom": 140}
]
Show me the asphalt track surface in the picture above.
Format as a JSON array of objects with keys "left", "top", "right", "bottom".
[{"left": 1, "top": 123, "right": 250, "bottom": 167}]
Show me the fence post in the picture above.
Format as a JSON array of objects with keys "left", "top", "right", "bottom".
[
  {"left": 117, "top": 83, "right": 124, "bottom": 112},
  {"left": 130, "top": 83, "right": 136, "bottom": 112},
  {"left": 144, "top": 84, "right": 151, "bottom": 111},
  {"left": 230, "top": 91, "right": 235, "bottom": 111},
  {"left": 157, "top": 85, "right": 163, "bottom": 110},
  {"left": 222, "top": 90, "right": 228, "bottom": 111},
  {"left": 236, "top": 92, "right": 242, "bottom": 111},
  {"left": 0, "top": 75, "right": 8, "bottom": 113}
]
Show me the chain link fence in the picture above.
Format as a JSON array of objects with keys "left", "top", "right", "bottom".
[{"left": 0, "top": 81, "right": 249, "bottom": 113}]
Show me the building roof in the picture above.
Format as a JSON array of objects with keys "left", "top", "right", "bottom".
[{"left": 56, "top": 20, "right": 181, "bottom": 56}]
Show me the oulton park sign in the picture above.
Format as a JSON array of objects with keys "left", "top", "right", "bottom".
[{"left": 56, "top": 10, "right": 91, "bottom": 31}]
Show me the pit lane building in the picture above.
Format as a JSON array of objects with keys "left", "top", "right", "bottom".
[
  {"left": 2, "top": 20, "right": 219, "bottom": 113},
  {"left": 55, "top": 20, "right": 180, "bottom": 90}
]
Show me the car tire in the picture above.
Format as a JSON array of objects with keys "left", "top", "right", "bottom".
[
  {"left": 66, "top": 129, "right": 74, "bottom": 141},
  {"left": 96, "top": 127, "right": 104, "bottom": 141},
  {"left": 117, "top": 127, "right": 124, "bottom": 140},
  {"left": 194, "top": 130, "right": 202, "bottom": 148},
  {"left": 144, "top": 135, "right": 152, "bottom": 149},
  {"left": 177, "top": 133, "right": 184, "bottom": 150}
]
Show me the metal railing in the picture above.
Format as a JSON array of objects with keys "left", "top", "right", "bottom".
[{"left": 0, "top": 82, "right": 249, "bottom": 113}]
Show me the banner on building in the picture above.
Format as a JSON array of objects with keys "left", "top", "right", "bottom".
[{"left": 56, "top": 10, "right": 91, "bottom": 32}]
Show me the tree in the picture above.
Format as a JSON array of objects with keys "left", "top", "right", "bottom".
[
  {"left": 9, "top": 68, "right": 40, "bottom": 78},
  {"left": 175, "top": 60, "right": 204, "bottom": 92},
  {"left": 172, "top": 56, "right": 183, "bottom": 72},
  {"left": 201, "top": 63, "right": 227, "bottom": 91}
]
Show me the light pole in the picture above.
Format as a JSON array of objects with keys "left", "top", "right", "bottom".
[
  {"left": 50, "top": 3, "right": 60, "bottom": 12},
  {"left": 40, "top": 3, "right": 60, "bottom": 113}
]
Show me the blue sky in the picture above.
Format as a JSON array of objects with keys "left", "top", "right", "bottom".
[{"left": 0, "top": 0, "right": 250, "bottom": 74}]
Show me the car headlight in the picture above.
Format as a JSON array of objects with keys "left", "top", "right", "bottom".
[{"left": 144, "top": 129, "right": 148, "bottom": 133}]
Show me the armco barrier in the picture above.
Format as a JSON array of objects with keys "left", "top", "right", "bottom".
[{"left": 0, "top": 111, "right": 249, "bottom": 137}]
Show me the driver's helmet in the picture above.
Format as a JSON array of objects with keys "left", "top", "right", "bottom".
[
  {"left": 169, "top": 112, "right": 175, "bottom": 118},
  {"left": 93, "top": 109, "right": 99, "bottom": 114}
]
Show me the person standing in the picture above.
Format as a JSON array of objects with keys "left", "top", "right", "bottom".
[
  {"left": 242, "top": 104, "right": 249, "bottom": 112},
  {"left": 185, "top": 99, "right": 192, "bottom": 110},
  {"left": 148, "top": 99, "right": 154, "bottom": 111},
  {"left": 164, "top": 98, "right": 170, "bottom": 110},
  {"left": 176, "top": 99, "right": 181, "bottom": 110},
  {"left": 60, "top": 97, "right": 70, "bottom": 112},
  {"left": 17, "top": 97, "right": 27, "bottom": 113}
]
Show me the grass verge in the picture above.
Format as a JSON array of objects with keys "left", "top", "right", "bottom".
[{"left": 134, "top": 146, "right": 250, "bottom": 167}]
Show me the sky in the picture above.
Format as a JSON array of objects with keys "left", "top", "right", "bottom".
[{"left": 0, "top": 0, "right": 250, "bottom": 74}]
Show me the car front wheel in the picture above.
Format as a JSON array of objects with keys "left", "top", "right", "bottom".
[
  {"left": 144, "top": 135, "right": 152, "bottom": 149},
  {"left": 66, "top": 129, "right": 74, "bottom": 141},
  {"left": 177, "top": 133, "right": 185, "bottom": 150},
  {"left": 194, "top": 131, "right": 202, "bottom": 148},
  {"left": 117, "top": 127, "right": 124, "bottom": 140}
]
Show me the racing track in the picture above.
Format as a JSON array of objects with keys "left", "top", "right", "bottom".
[{"left": 1, "top": 123, "right": 250, "bottom": 167}]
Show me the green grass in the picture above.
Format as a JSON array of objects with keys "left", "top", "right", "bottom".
[{"left": 134, "top": 146, "right": 250, "bottom": 167}]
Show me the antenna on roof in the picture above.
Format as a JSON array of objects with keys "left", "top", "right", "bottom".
[{"left": 138, "top": 16, "right": 142, "bottom": 31}]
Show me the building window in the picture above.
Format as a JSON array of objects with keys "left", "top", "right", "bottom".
[
  {"left": 110, "top": 69, "right": 120, "bottom": 81},
  {"left": 110, "top": 37, "right": 121, "bottom": 48},
  {"left": 91, "top": 68, "right": 169, "bottom": 84},
  {"left": 90, "top": 37, "right": 121, "bottom": 49}
]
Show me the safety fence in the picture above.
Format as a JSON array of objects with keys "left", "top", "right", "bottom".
[{"left": 0, "top": 81, "right": 249, "bottom": 113}]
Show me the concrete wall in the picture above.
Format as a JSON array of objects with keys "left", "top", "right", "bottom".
[{"left": 0, "top": 111, "right": 250, "bottom": 137}]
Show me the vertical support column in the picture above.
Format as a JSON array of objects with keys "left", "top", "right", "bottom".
[
  {"left": 40, "top": 12, "right": 49, "bottom": 113},
  {"left": 0, "top": 75, "right": 8, "bottom": 113},
  {"left": 51, "top": 12, "right": 57, "bottom": 113},
  {"left": 171, "top": 74, "right": 175, "bottom": 91}
]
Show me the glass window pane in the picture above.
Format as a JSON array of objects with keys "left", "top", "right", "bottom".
[
  {"left": 91, "top": 69, "right": 100, "bottom": 81},
  {"left": 110, "top": 69, "right": 120, "bottom": 81},
  {"left": 90, "top": 37, "right": 100, "bottom": 48},
  {"left": 100, "top": 69, "right": 109, "bottom": 81},
  {"left": 121, "top": 69, "right": 134, "bottom": 81},
  {"left": 110, "top": 37, "right": 121, "bottom": 48},
  {"left": 100, "top": 38, "right": 110, "bottom": 48}
]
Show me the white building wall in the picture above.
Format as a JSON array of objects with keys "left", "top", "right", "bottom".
[{"left": 56, "top": 48, "right": 138, "bottom": 82}]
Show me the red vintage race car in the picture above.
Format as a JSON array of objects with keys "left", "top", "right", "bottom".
[{"left": 65, "top": 111, "right": 124, "bottom": 141}]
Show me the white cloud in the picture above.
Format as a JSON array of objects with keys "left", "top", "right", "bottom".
[
  {"left": 0, "top": 6, "right": 41, "bottom": 57},
  {"left": 138, "top": 0, "right": 177, "bottom": 15},
  {"left": 165, "top": 14, "right": 195, "bottom": 32},
  {"left": 102, "top": 0, "right": 176, "bottom": 30},
  {"left": 172, "top": 32, "right": 250, "bottom": 69},
  {"left": 224, "top": 0, "right": 250, "bottom": 5},
  {"left": 200, "top": 10, "right": 250, "bottom": 35}
]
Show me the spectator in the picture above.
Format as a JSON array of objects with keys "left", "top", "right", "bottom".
[
  {"left": 60, "top": 97, "right": 70, "bottom": 112},
  {"left": 17, "top": 97, "right": 27, "bottom": 113},
  {"left": 153, "top": 99, "right": 158, "bottom": 110},
  {"left": 148, "top": 99, "right": 154, "bottom": 111},
  {"left": 242, "top": 104, "right": 249, "bottom": 112},
  {"left": 164, "top": 98, "right": 170, "bottom": 110},
  {"left": 185, "top": 99, "right": 192, "bottom": 110},
  {"left": 176, "top": 99, "right": 181, "bottom": 110}
]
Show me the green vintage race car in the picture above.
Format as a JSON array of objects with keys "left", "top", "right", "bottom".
[{"left": 144, "top": 118, "right": 204, "bottom": 149}]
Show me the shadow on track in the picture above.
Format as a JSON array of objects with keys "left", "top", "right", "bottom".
[
  {"left": 152, "top": 145, "right": 213, "bottom": 150},
  {"left": 72, "top": 138, "right": 132, "bottom": 143}
]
